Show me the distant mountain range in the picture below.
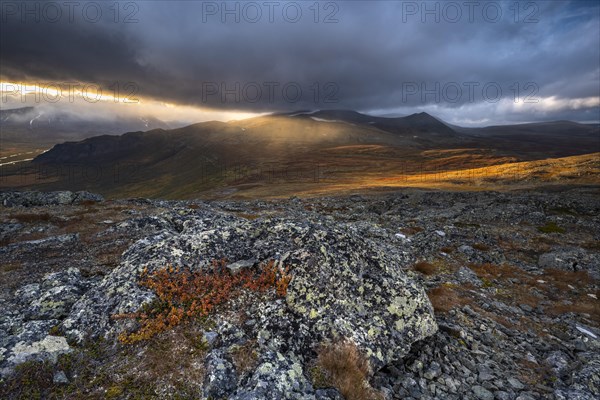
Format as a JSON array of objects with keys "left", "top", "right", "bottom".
[
  {"left": 0, "top": 107, "right": 171, "bottom": 144},
  {"left": 1, "top": 109, "right": 598, "bottom": 198}
]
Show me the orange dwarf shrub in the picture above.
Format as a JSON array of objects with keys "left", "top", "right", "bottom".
[{"left": 115, "top": 259, "right": 292, "bottom": 344}]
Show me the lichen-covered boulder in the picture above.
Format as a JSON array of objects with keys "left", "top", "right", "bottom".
[
  {"left": 203, "top": 350, "right": 238, "bottom": 399},
  {"left": 230, "top": 351, "right": 320, "bottom": 400},
  {"left": 61, "top": 206, "right": 437, "bottom": 396},
  {"left": 17, "top": 268, "right": 89, "bottom": 320},
  {"left": 0, "top": 333, "right": 71, "bottom": 378},
  {"left": 284, "top": 237, "right": 437, "bottom": 369},
  {"left": 0, "top": 267, "right": 93, "bottom": 377}
]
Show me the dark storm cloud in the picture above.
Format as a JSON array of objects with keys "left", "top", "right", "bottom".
[{"left": 1, "top": 0, "right": 598, "bottom": 123}]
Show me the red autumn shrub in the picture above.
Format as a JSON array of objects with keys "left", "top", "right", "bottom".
[{"left": 115, "top": 259, "right": 292, "bottom": 343}]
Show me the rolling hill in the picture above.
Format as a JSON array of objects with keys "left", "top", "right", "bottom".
[{"left": 1, "top": 110, "right": 598, "bottom": 199}]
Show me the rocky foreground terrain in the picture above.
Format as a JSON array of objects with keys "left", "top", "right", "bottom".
[{"left": 0, "top": 188, "right": 598, "bottom": 399}]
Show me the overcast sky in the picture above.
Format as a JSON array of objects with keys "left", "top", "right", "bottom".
[{"left": 1, "top": 0, "right": 599, "bottom": 126}]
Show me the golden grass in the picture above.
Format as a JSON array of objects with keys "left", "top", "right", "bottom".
[
  {"left": 537, "top": 222, "right": 565, "bottom": 234},
  {"left": 79, "top": 199, "right": 99, "bottom": 207},
  {"left": 470, "top": 263, "right": 521, "bottom": 281}
]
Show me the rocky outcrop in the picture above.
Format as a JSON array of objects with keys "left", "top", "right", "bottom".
[
  {"left": 0, "top": 268, "right": 90, "bottom": 377},
  {"left": 1, "top": 189, "right": 599, "bottom": 399},
  {"left": 0, "top": 191, "right": 103, "bottom": 207},
  {"left": 60, "top": 207, "right": 437, "bottom": 396}
]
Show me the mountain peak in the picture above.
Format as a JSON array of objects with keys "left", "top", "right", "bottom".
[{"left": 407, "top": 111, "right": 435, "bottom": 119}]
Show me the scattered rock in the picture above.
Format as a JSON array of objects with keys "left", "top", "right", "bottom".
[
  {"left": 538, "top": 248, "right": 600, "bottom": 279},
  {"left": 1, "top": 335, "right": 71, "bottom": 377},
  {"left": 472, "top": 385, "right": 494, "bottom": 400},
  {"left": 0, "top": 191, "right": 103, "bottom": 207},
  {"left": 53, "top": 370, "right": 69, "bottom": 384},
  {"left": 203, "top": 350, "right": 237, "bottom": 399},
  {"left": 226, "top": 259, "right": 256, "bottom": 275},
  {"left": 508, "top": 377, "right": 525, "bottom": 390},
  {"left": 456, "top": 266, "right": 482, "bottom": 287},
  {"left": 0, "top": 189, "right": 598, "bottom": 399}
]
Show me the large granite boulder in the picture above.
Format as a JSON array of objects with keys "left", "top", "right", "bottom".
[{"left": 62, "top": 207, "right": 437, "bottom": 397}]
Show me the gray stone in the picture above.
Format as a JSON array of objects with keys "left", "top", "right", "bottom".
[
  {"left": 515, "top": 394, "right": 535, "bottom": 400},
  {"left": 316, "top": 388, "right": 344, "bottom": 400},
  {"left": 479, "top": 370, "right": 495, "bottom": 382},
  {"left": 202, "top": 331, "right": 219, "bottom": 347},
  {"left": 571, "top": 355, "right": 600, "bottom": 395},
  {"left": 493, "top": 391, "right": 512, "bottom": 400},
  {"left": 203, "top": 350, "right": 237, "bottom": 399},
  {"left": 0, "top": 191, "right": 103, "bottom": 207},
  {"left": 64, "top": 211, "right": 438, "bottom": 371},
  {"left": 2, "top": 335, "right": 71, "bottom": 377},
  {"left": 424, "top": 361, "right": 442, "bottom": 380},
  {"left": 230, "top": 351, "right": 314, "bottom": 399},
  {"left": 553, "top": 388, "right": 596, "bottom": 400},
  {"left": 507, "top": 377, "right": 525, "bottom": 390},
  {"left": 459, "top": 245, "right": 474, "bottom": 254},
  {"left": 53, "top": 370, "right": 69, "bottom": 384},
  {"left": 455, "top": 266, "right": 482, "bottom": 287},
  {"left": 226, "top": 259, "right": 256, "bottom": 274},
  {"left": 473, "top": 385, "right": 494, "bottom": 400},
  {"left": 544, "top": 350, "right": 570, "bottom": 376},
  {"left": 519, "top": 304, "right": 533, "bottom": 313}
]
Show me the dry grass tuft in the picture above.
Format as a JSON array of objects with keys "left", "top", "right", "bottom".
[
  {"left": 537, "top": 222, "right": 565, "bottom": 234},
  {"left": 440, "top": 246, "right": 455, "bottom": 253},
  {"left": 518, "top": 358, "right": 554, "bottom": 387},
  {"left": 472, "top": 243, "right": 490, "bottom": 251},
  {"left": 135, "top": 324, "right": 208, "bottom": 387},
  {"left": 1, "top": 261, "right": 22, "bottom": 273},
  {"left": 11, "top": 212, "right": 52, "bottom": 223},
  {"left": 231, "top": 340, "right": 259, "bottom": 375},
  {"left": 414, "top": 259, "right": 456, "bottom": 276},
  {"left": 400, "top": 226, "right": 424, "bottom": 235},
  {"left": 541, "top": 269, "right": 598, "bottom": 321},
  {"left": 541, "top": 268, "right": 593, "bottom": 290},
  {"left": 79, "top": 199, "right": 98, "bottom": 207},
  {"left": 414, "top": 260, "right": 437, "bottom": 276},
  {"left": 470, "top": 263, "right": 599, "bottom": 324},
  {"left": 470, "top": 263, "right": 521, "bottom": 281},
  {"left": 313, "top": 340, "right": 383, "bottom": 400},
  {"left": 427, "top": 284, "right": 471, "bottom": 313},
  {"left": 237, "top": 212, "right": 261, "bottom": 220}
]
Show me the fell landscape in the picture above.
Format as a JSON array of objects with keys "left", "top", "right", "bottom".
[{"left": 0, "top": 1, "right": 599, "bottom": 399}]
